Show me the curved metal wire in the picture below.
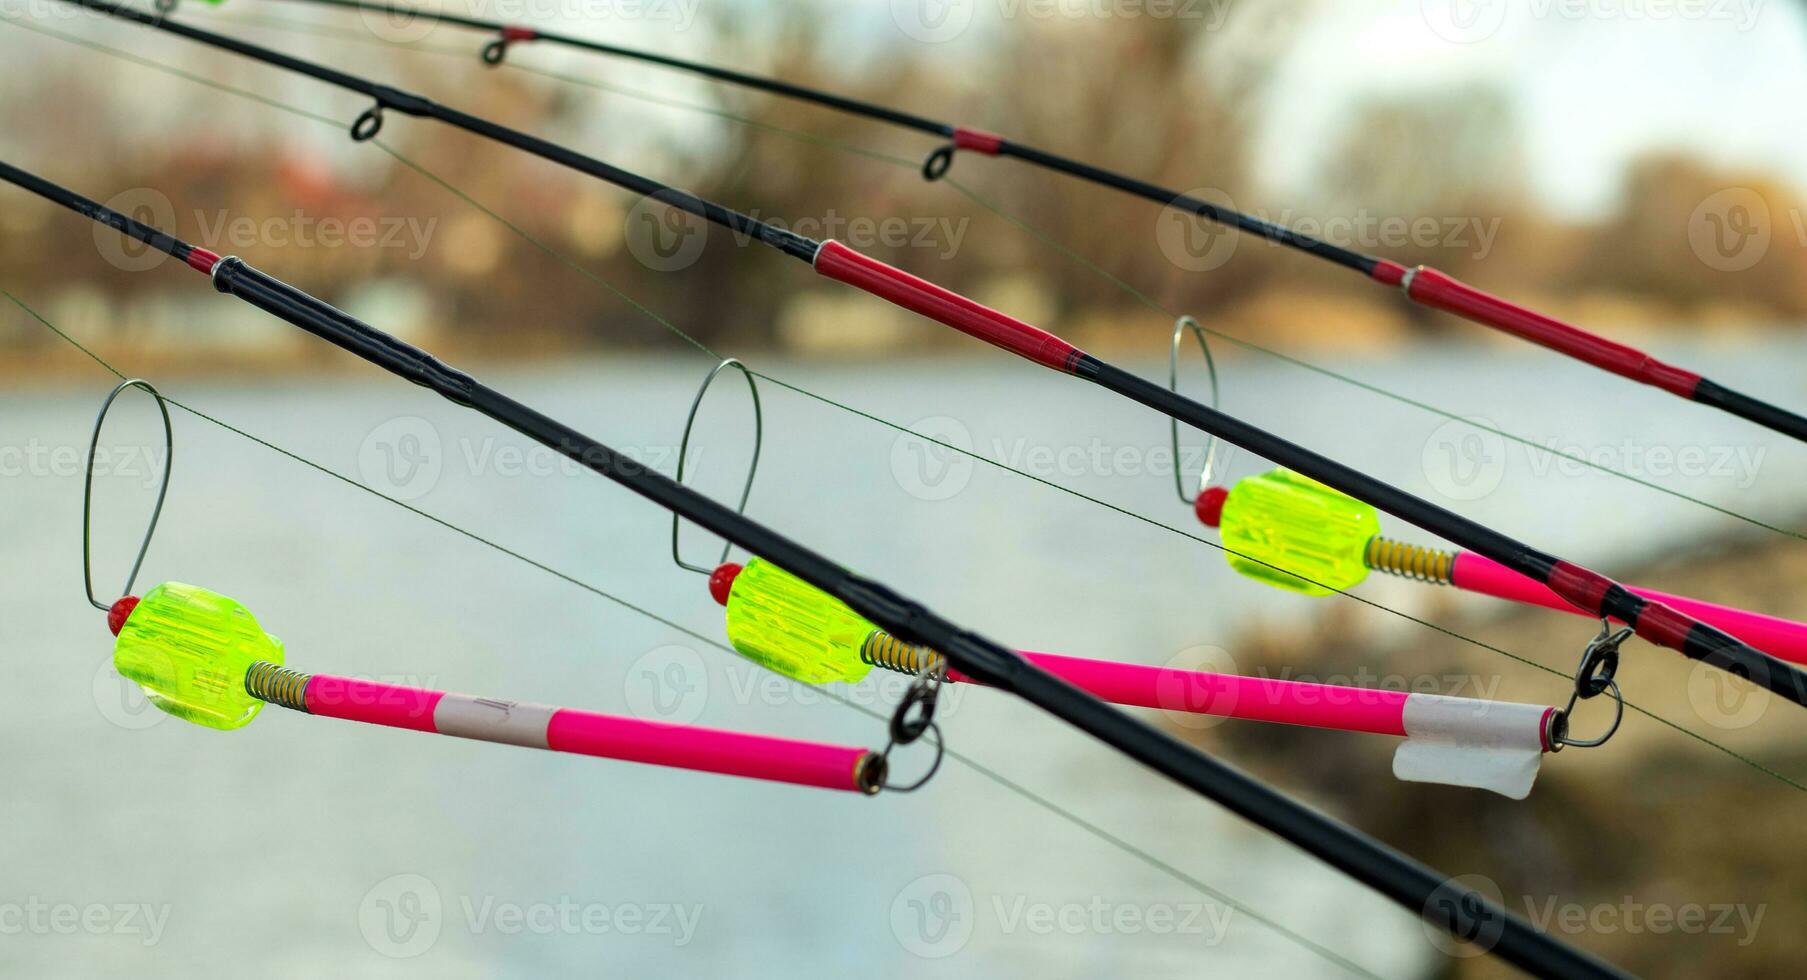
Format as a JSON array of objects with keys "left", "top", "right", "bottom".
[
  {"left": 879, "top": 654, "right": 949, "bottom": 793},
  {"left": 1169, "top": 315, "right": 1226, "bottom": 504},
  {"left": 670, "top": 358, "right": 763, "bottom": 574},
  {"left": 1550, "top": 680, "right": 1625, "bottom": 751},
  {"left": 1550, "top": 620, "right": 1632, "bottom": 750},
  {"left": 83, "top": 379, "right": 173, "bottom": 611}
]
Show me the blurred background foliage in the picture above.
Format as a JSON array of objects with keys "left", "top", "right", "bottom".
[{"left": 5, "top": 0, "right": 1807, "bottom": 379}]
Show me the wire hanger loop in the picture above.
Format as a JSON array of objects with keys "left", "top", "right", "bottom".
[
  {"left": 671, "top": 358, "right": 763, "bottom": 574},
  {"left": 83, "top": 379, "right": 173, "bottom": 611},
  {"left": 1169, "top": 314, "right": 1226, "bottom": 504}
]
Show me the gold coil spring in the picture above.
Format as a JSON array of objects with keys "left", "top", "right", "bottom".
[
  {"left": 1365, "top": 536, "right": 1456, "bottom": 585},
  {"left": 245, "top": 661, "right": 313, "bottom": 712},
  {"left": 859, "top": 631, "right": 945, "bottom": 675}
]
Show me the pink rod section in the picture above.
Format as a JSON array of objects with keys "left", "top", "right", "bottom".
[
  {"left": 304, "top": 674, "right": 874, "bottom": 793},
  {"left": 950, "top": 651, "right": 1411, "bottom": 737},
  {"left": 1451, "top": 552, "right": 1807, "bottom": 666}
]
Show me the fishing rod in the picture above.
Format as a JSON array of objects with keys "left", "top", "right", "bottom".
[
  {"left": 80, "top": 378, "right": 885, "bottom": 793},
  {"left": 663, "top": 362, "right": 1578, "bottom": 799},
  {"left": 707, "top": 556, "right": 1568, "bottom": 799},
  {"left": 42, "top": 0, "right": 1807, "bottom": 719},
  {"left": 1193, "top": 468, "right": 1807, "bottom": 665},
  {"left": 2, "top": 161, "right": 1625, "bottom": 978},
  {"left": 208, "top": 0, "right": 1807, "bottom": 445},
  {"left": 107, "top": 579, "right": 888, "bottom": 791}
]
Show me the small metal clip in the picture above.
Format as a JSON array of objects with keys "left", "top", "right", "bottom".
[
  {"left": 1169, "top": 314, "right": 1227, "bottom": 504},
  {"left": 1548, "top": 619, "right": 1631, "bottom": 750},
  {"left": 83, "top": 379, "right": 173, "bottom": 611},
  {"left": 877, "top": 654, "right": 948, "bottom": 793},
  {"left": 670, "top": 359, "right": 763, "bottom": 574}
]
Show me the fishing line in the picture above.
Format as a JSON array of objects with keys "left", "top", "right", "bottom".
[
  {"left": 1, "top": 285, "right": 1382, "bottom": 979},
  {"left": 61, "top": 0, "right": 1801, "bottom": 718},
  {"left": 8, "top": 13, "right": 1799, "bottom": 794},
  {"left": 241, "top": 0, "right": 1807, "bottom": 447},
  {"left": 14, "top": 167, "right": 1618, "bottom": 976},
  {"left": 176, "top": 3, "right": 1807, "bottom": 545}
]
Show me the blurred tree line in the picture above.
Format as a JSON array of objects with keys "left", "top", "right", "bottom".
[{"left": 3, "top": 4, "right": 1804, "bottom": 372}]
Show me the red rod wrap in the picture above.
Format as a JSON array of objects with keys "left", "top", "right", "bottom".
[
  {"left": 1369, "top": 259, "right": 1408, "bottom": 287},
  {"left": 952, "top": 126, "right": 1004, "bottom": 155},
  {"left": 185, "top": 247, "right": 221, "bottom": 274},
  {"left": 1545, "top": 560, "right": 1614, "bottom": 617},
  {"left": 501, "top": 25, "right": 538, "bottom": 42},
  {"left": 813, "top": 239, "right": 1084, "bottom": 372},
  {"left": 1632, "top": 601, "right": 1697, "bottom": 651},
  {"left": 1451, "top": 551, "right": 1807, "bottom": 664},
  {"left": 1397, "top": 266, "right": 1703, "bottom": 398},
  {"left": 1547, "top": 561, "right": 1697, "bottom": 651}
]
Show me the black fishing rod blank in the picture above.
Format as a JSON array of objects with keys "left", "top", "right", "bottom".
[
  {"left": 0, "top": 158, "right": 1629, "bottom": 979},
  {"left": 249, "top": 0, "right": 1807, "bottom": 445},
  {"left": 44, "top": 0, "right": 1807, "bottom": 714}
]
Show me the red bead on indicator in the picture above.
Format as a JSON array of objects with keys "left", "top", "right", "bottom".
[
  {"left": 108, "top": 595, "right": 141, "bottom": 636},
  {"left": 1195, "top": 486, "right": 1229, "bottom": 528},
  {"left": 709, "top": 563, "right": 744, "bottom": 606}
]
